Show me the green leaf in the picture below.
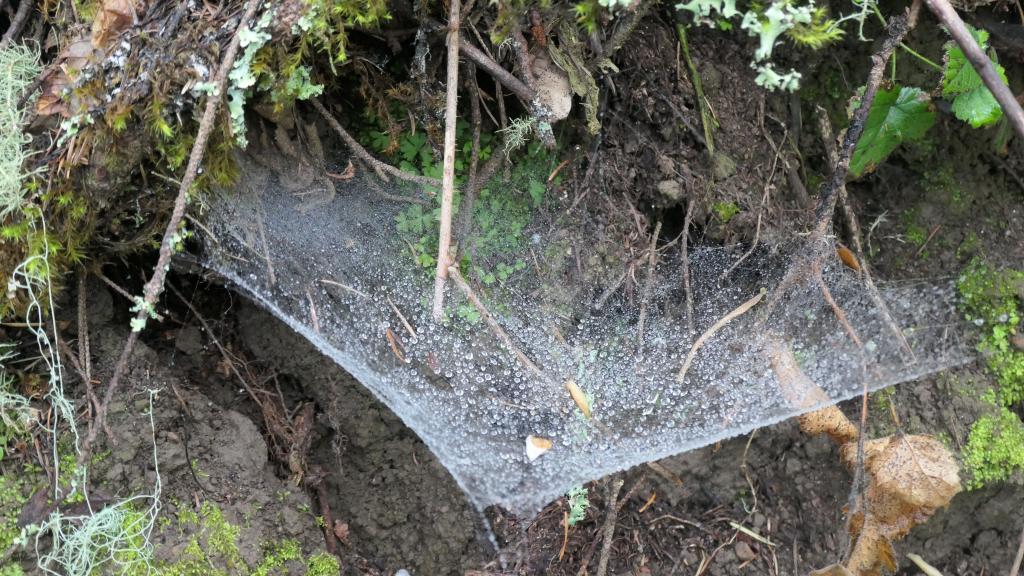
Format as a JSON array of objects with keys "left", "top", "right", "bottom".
[
  {"left": 941, "top": 27, "right": 1008, "bottom": 128},
  {"left": 850, "top": 86, "right": 935, "bottom": 178}
]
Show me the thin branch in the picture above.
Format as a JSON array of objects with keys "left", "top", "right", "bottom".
[
  {"left": 458, "top": 39, "right": 536, "bottom": 104},
  {"left": 636, "top": 221, "right": 662, "bottom": 345},
  {"left": 595, "top": 477, "right": 626, "bottom": 576},
  {"left": 310, "top": 97, "right": 442, "bottom": 189},
  {"left": 0, "top": 0, "right": 33, "bottom": 47},
  {"left": 1010, "top": 522, "right": 1024, "bottom": 576},
  {"left": 923, "top": 0, "right": 1024, "bottom": 139},
  {"left": 816, "top": 105, "right": 914, "bottom": 359},
  {"left": 596, "top": 0, "right": 653, "bottom": 66},
  {"left": 677, "top": 290, "right": 764, "bottom": 383},
  {"left": 448, "top": 265, "right": 552, "bottom": 386},
  {"left": 681, "top": 196, "right": 696, "bottom": 335},
  {"left": 432, "top": 0, "right": 461, "bottom": 322},
  {"left": 812, "top": 15, "right": 909, "bottom": 239},
  {"left": 86, "top": 0, "right": 265, "bottom": 453}
]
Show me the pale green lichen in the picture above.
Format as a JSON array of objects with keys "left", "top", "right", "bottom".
[
  {"left": 0, "top": 45, "right": 41, "bottom": 219},
  {"left": 676, "top": 0, "right": 843, "bottom": 91}
]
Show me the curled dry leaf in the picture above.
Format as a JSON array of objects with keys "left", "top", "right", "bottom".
[
  {"left": 526, "top": 435, "right": 553, "bottom": 462},
  {"left": 837, "top": 245, "right": 861, "bottom": 272},
  {"left": 769, "top": 339, "right": 961, "bottom": 576},
  {"left": 92, "top": 0, "right": 138, "bottom": 49}
]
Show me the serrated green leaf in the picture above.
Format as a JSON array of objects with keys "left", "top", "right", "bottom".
[
  {"left": 952, "top": 85, "right": 1003, "bottom": 128},
  {"left": 941, "top": 26, "right": 1007, "bottom": 128},
  {"left": 850, "top": 86, "right": 935, "bottom": 178}
]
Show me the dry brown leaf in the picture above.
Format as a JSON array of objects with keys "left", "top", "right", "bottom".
[
  {"left": 768, "top": 339, "right": 857, "bottom": 444},
  {"left": 769, "top": 340, "right": 961, "bottom": 576},
  {"left": 837, "top": 245, "right": 862, "bottom": 272},
  {"left": 92, "top": 0, "right": 138, "bottom": 49},
  {"left": 36, "top": 38, "right": 98, "bottom": 117}
]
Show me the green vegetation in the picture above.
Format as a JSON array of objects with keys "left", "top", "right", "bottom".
[
  {"left": 849, "top": 87, "right": 935, "bottom": 178},
  {"left": 712, "top": 201, "right": 740, "bottom": 223},
  {"left": 957, "top": 261, "right": 1024, "bottom": 488},
  {"left": 962, "top": 404, "right": 1024, "bottom": 489},
  {"left": 941, "top": 28, "right": 1008, "bottom": 128},
  {"left": 850, "top": 24, "right": 1007, "bottom": 178},
  {"left": 566, "top": 485, "right": 589, "bottom": 525},
  {"left": 380, "top": 117, "right": 554, "bottom": 292},
  {"left": 118, "top": 501, "right": 340, "bottom": 576}
]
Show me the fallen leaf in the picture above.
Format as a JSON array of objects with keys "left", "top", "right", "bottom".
[
  {"left": 525, "top": 435, "right": 552, "bottom": 462},
  {"left": 92, "top": 0, "right": 138, "bottom": 49},
  {"left": 565, "top": 379, "right": 591, "bottom": 419},
  {"left": 837, "top": 245, "right": 861, "bottom": 272}
]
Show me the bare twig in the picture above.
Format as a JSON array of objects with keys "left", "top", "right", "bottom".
[
  {"left": 636, "top": 221, "right": 662, "bottom": 345},
  {"left": 447, "top": 265, "right": 553, "bottom": 386},
  {"left": 432, "top": 0, "right": 461, "bottom": 322},
  {"left": 310, "top": 97, "right": 441, "bottom": 189},
  {"left": 816, "top": 106, "right": 915, "bottom": 359},
  {"left": 923, "top": 0, "right": 1024, "bottom": 139},
  {"left": 813, "top": 15, "right": 909, "bottom": 239},
  {"left": 86, "top": 0, "right": 265, "bottom": 453},
  {"left": 454, "top": 151, "right": 503, "bottom": 246},
  {"left": 721, "top": 125, "right": 785, "bottom": 282},
  {"left": 1011, "top": 523, "right": 1024, "bottom": 576},
  {"left": 77, "top": 271, "right": 97, "bottom": 443},
  {"left": 762, "top": 15, "right": 910, "bottom": 321},
  {"left": 595, "top": 0, "right": 653, "bottom": 66},
  {"left": 676, "top": 23, "right": 715, "bottom": 155},
  {"left": 681, "top": 197, "right": 696, "bottom": 335},
  {"left": 458, "top": 40, "right": 536, "bottom": 104},
  {"left": 677, "top": 289, "right": 764, "bottom": 383},
  {"left": 0, "top": 0, "right": 33, "bottom": 47},
  {"left": 596, "top": 477, "right": 626, "bottom": 576}
]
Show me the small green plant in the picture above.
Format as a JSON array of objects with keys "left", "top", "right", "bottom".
[
  {"left": 941, "top": 27, "right": 1008, "bottom": 128},
  {"left": 712, "top": 201, "right": 740, "bottom": 223},
  {"left": 382, "top": 116, "right": 553, "bottom": 291},
  {"left": 958, "top": 261, "right": 1024, "bottom": 406},
  {"left": 566, "top": 485, "right": 589, "bottom": 525},
  {"left": 849, "top": 87, "right": 936, "bottom": 178}
]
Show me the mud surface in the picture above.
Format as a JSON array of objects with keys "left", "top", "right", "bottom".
[{"left": 12, "top": 4, "right": 1023, "bottom": 576}]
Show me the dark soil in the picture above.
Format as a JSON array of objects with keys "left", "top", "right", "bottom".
[{"left": 9, "top": 3, "right": 1024, "bottom": 576}]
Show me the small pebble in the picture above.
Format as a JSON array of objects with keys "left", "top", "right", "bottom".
[{"left": 735, "top": 541, "right": 757, "bottom": 562}]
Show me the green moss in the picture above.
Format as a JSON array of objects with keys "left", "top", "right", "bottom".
[
  {"left": 958, "top": 260, "right": 1024, "bottom": 406},
  {"left": 957, "top": 260, "right": 1024, "bottom": 488},
  {"left": 305, "top": 553, "right": 340, "bottom": 576},
  {"left": 963, "top": 405, "right": 1024, "bottom": 488},
  {"left": 252, "top": 540, "right": 301, "bottom": 576},
  {"left": 0, "top": 473, "right": 34, "bottom": 553},
  {"left": 128, "top": 502, "right": 338, "bottom": 575},
  {"left": 712, "top": 201, "right": 740, "bottom": 223}
]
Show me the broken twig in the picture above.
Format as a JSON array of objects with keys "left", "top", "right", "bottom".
[{"left": 677, "top": 289, "right": 764, "bottom": 383}]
